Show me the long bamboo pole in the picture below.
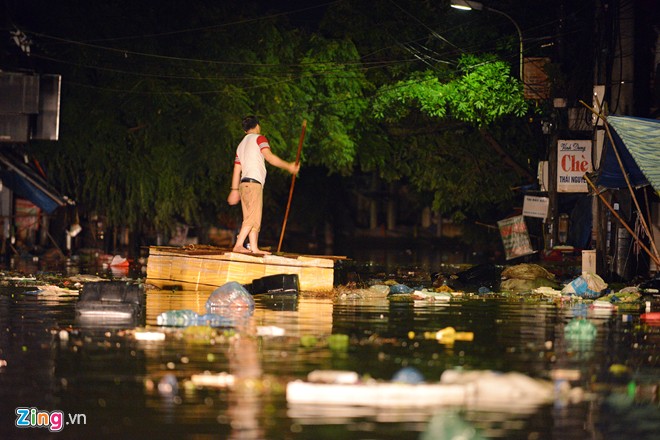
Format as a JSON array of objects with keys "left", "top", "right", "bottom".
[
  {"left": 585, "top": 174, "right": 660, "bottom": 267},
  {"left": 579, "top": 99, "right": 660, "bottom": 263},
  {"left": 277, "top": 120, "right": 307, "bottom": 253}
]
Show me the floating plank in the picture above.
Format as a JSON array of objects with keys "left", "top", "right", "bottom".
[{"left": 145, "top": 245, "right": 342, "bottom": 292}]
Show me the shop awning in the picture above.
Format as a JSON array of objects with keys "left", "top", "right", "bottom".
[
  {"left": 0, "top": 150, "right": 70, "bottom": 213},
  {"left": 596, "top": 115, "right": 660, "bottom": 194}
]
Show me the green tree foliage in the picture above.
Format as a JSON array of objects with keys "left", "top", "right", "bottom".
[
  {"left": 298, "top": 36, "right": 371, "bottom": 174},
  {"left": 22, "top": 0, "right": 371, "bottom": 238},
  {"left": 369, "top": 53, "right": 531, "bottom": 216},
  {"left": 17, "top": 0, "right": 549, "bottom": 242},
  {"left": 373, "top": 54, "right": 527, "bottom": 129}
]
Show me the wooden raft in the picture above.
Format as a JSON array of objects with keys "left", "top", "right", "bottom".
[{"left": 145, "top": 245, "right": 342, "bottom": 292}]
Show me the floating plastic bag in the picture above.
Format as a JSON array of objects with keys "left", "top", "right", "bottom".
[
  {"left": 388, "top": 283, "right": 414, "bottom": 295},
  {"left": 564, "top": 318, "right": 597, "bottom": 342},
  {"left": 562, "top": 272, "right": 608, "bottom": 299},
  {"left": 392, "top": 366, "right": 425, "bottom": 384},
  {"left": 564, "top": 318, "right": 597, "bottom": 356},
  {"left": 206, "top": 281, "right": 255, "bottom": 317},
  {"left": 420, "top": 412, "right": 486, "bottom": 440}
]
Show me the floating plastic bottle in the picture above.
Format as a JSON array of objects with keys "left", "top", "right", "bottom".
[
  {"left": 196, "top": 313, "right": 233, "bottom": 328},
  {"left": 206, "top": 281, "right": 255, "bottom": 317},
  {"left": 156, "top": 309, "right": 198, "bottom": 327},
  {"left": 156, "top": 309, "right": 235, "bottom": 328}
]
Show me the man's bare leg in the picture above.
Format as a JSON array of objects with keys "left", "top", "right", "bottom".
[
  {"left": 248, "top": 229, "right": 271, "bottom": 254},
  {"left": 232, "top": 225, "right": 252, "bottom": 253}
]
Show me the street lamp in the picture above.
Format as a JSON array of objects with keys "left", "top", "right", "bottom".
[{"left": 450, "top": 0, "right": 524, "bottom": 80}]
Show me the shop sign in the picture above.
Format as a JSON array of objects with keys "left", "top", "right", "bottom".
[
  {"left": 497, "top": 215, "right": 535, "bottom": 260},
  {"left": 557, "top": 140, "right": 592, "bottom": 192},
  {"left": 522, "top": 195, "right": 549, "bottom": 220}
]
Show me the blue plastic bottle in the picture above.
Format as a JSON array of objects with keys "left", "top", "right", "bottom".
[
  {"left": 196, "top": 313, "right": 234, "bottom": 328},
  {"left": 156, "top": 309, "right": 199, "bottom": 326}
]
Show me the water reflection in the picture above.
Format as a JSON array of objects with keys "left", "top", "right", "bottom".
[{"left": 1, "top": 283, "right": 659, "bottom": 439}]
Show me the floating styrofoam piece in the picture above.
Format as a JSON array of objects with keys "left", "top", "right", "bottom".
[
  {"left": 286, "top": 369, "right": 555, "bottom": 409},
  {"left": 287, "top": 380, "right": 467, "bottom": 407},
  {"left": 440, "top": 370, "right": 554, "bottom": 401},
  {"left": 25, "top": 285, "right": 79, "bottom": 296},
  {"left": 591, "top": 299, "right": 616, "bottom": 309},
  {"left": 134, "top": 331, "right": 166, "bottom": 341},
  {"left": 550, "top": 369, "right": 581, "bottom": 381},
  {"left": 256, "top": 326, "right": 285, "bottom": 336},
  {"left": 76, "top": 308, "right": 136, "bottom": 319},
  {"left": 532, "top": 286, "right": 563, "bottom": 297},
  {"left": 191, "top": 372, "right": 235, "bottom": 388},
  {"left": 412, "top": 290, "right": 452, "bottom": 302},
  {"left": 307, "top": 370, "right": 359, "bottom": 384}
]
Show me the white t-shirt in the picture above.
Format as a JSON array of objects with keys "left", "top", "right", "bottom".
[{"left": 234, "top": 133, "right": 270, "bottom": 185}]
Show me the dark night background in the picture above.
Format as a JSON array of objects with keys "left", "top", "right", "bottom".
[{"left": 0, "top": 0, "right": 658, "bottom": 266}]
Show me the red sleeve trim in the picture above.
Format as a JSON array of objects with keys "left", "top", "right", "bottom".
[{"left": 257, "top": 135, "right": 271, "bottom": 151}]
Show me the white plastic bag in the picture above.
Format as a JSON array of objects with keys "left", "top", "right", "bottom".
[{"left": 561, "top": 272, "right": 608, "bottom": 298}]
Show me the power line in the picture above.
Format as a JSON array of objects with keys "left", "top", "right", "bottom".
[{"left": 84, "top": 1, "right": 342, "bottom": 43}]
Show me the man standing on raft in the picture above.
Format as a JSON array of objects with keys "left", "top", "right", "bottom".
[{"left": 227, "top": 115, "right": 300, "bottom": 254}]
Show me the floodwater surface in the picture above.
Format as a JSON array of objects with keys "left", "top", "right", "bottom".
[{"left": 1, "top": 266, "right": 659, "bottom": 439}]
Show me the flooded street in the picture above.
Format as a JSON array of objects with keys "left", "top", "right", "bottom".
[{"left": 1, "top": 255, "right": 660, "bottom": 439}]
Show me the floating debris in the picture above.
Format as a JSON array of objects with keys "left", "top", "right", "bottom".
[
  {"left": 641, "top": 312, "right": 660, "bottom": 326},
  {"left": 424, "top": 327, "right": 474, "bottom": 344},
  {"left": 300, "top": 335, "right": 318, "bottom": 347},
  {"left": 565, "top": 318, "right": 597, "bottom": 341},
  {"left": 550, "top": 369, "right": 581, "bottom": 381},
  {"left": 25, "top": 285, "right": 79, "bottom": 296},
  {"left": 158, "top": 374, "right": 178, "bottom": 395},
  {"left": 392, "top": 366, "right": 425, "bottom": 384},
  {"left": 327, "top": 334, "right": 349, "bottom": 352},
  {"left": 532, "top": 286, "right": 563, "bottom": 297},
  {"left": 134, "top": 331, "right": 166, "bottom": 341},
  {"left": 257, "top": 326, "right": 285, "bottom": 336},
  {"left": 368, "top": 284, "right": 390, "bottom": 296},
  {"left": 388, "top": 283, "right": 414, "bottom": 295},
  {"left": 58, "top": 329, "right": 69, "bottom": 341},
  {"left": 562, "top": 272, "right": 608, "bottom": 299},
  {"left": 412, "top": 289, "right": 453, "bottom": 302},
  {"left": 308, "top": 370, "right": 359, "bottom": 384},
  {"left": 206, "top": 281, "right": 255, "bottom": 317},
  {"left": 191, "top": 372, "right": 235, "bottom": 388},
  {"left": 287, "top": 369, "right": 556, "bottom": 409}
]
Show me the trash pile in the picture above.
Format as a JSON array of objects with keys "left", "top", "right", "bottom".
[
  {"left": 500, "top": 263, "right": 559, "bottom": 291},
  {"left": 356, "top": 262, "right": 658, "bottom": 313}
]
